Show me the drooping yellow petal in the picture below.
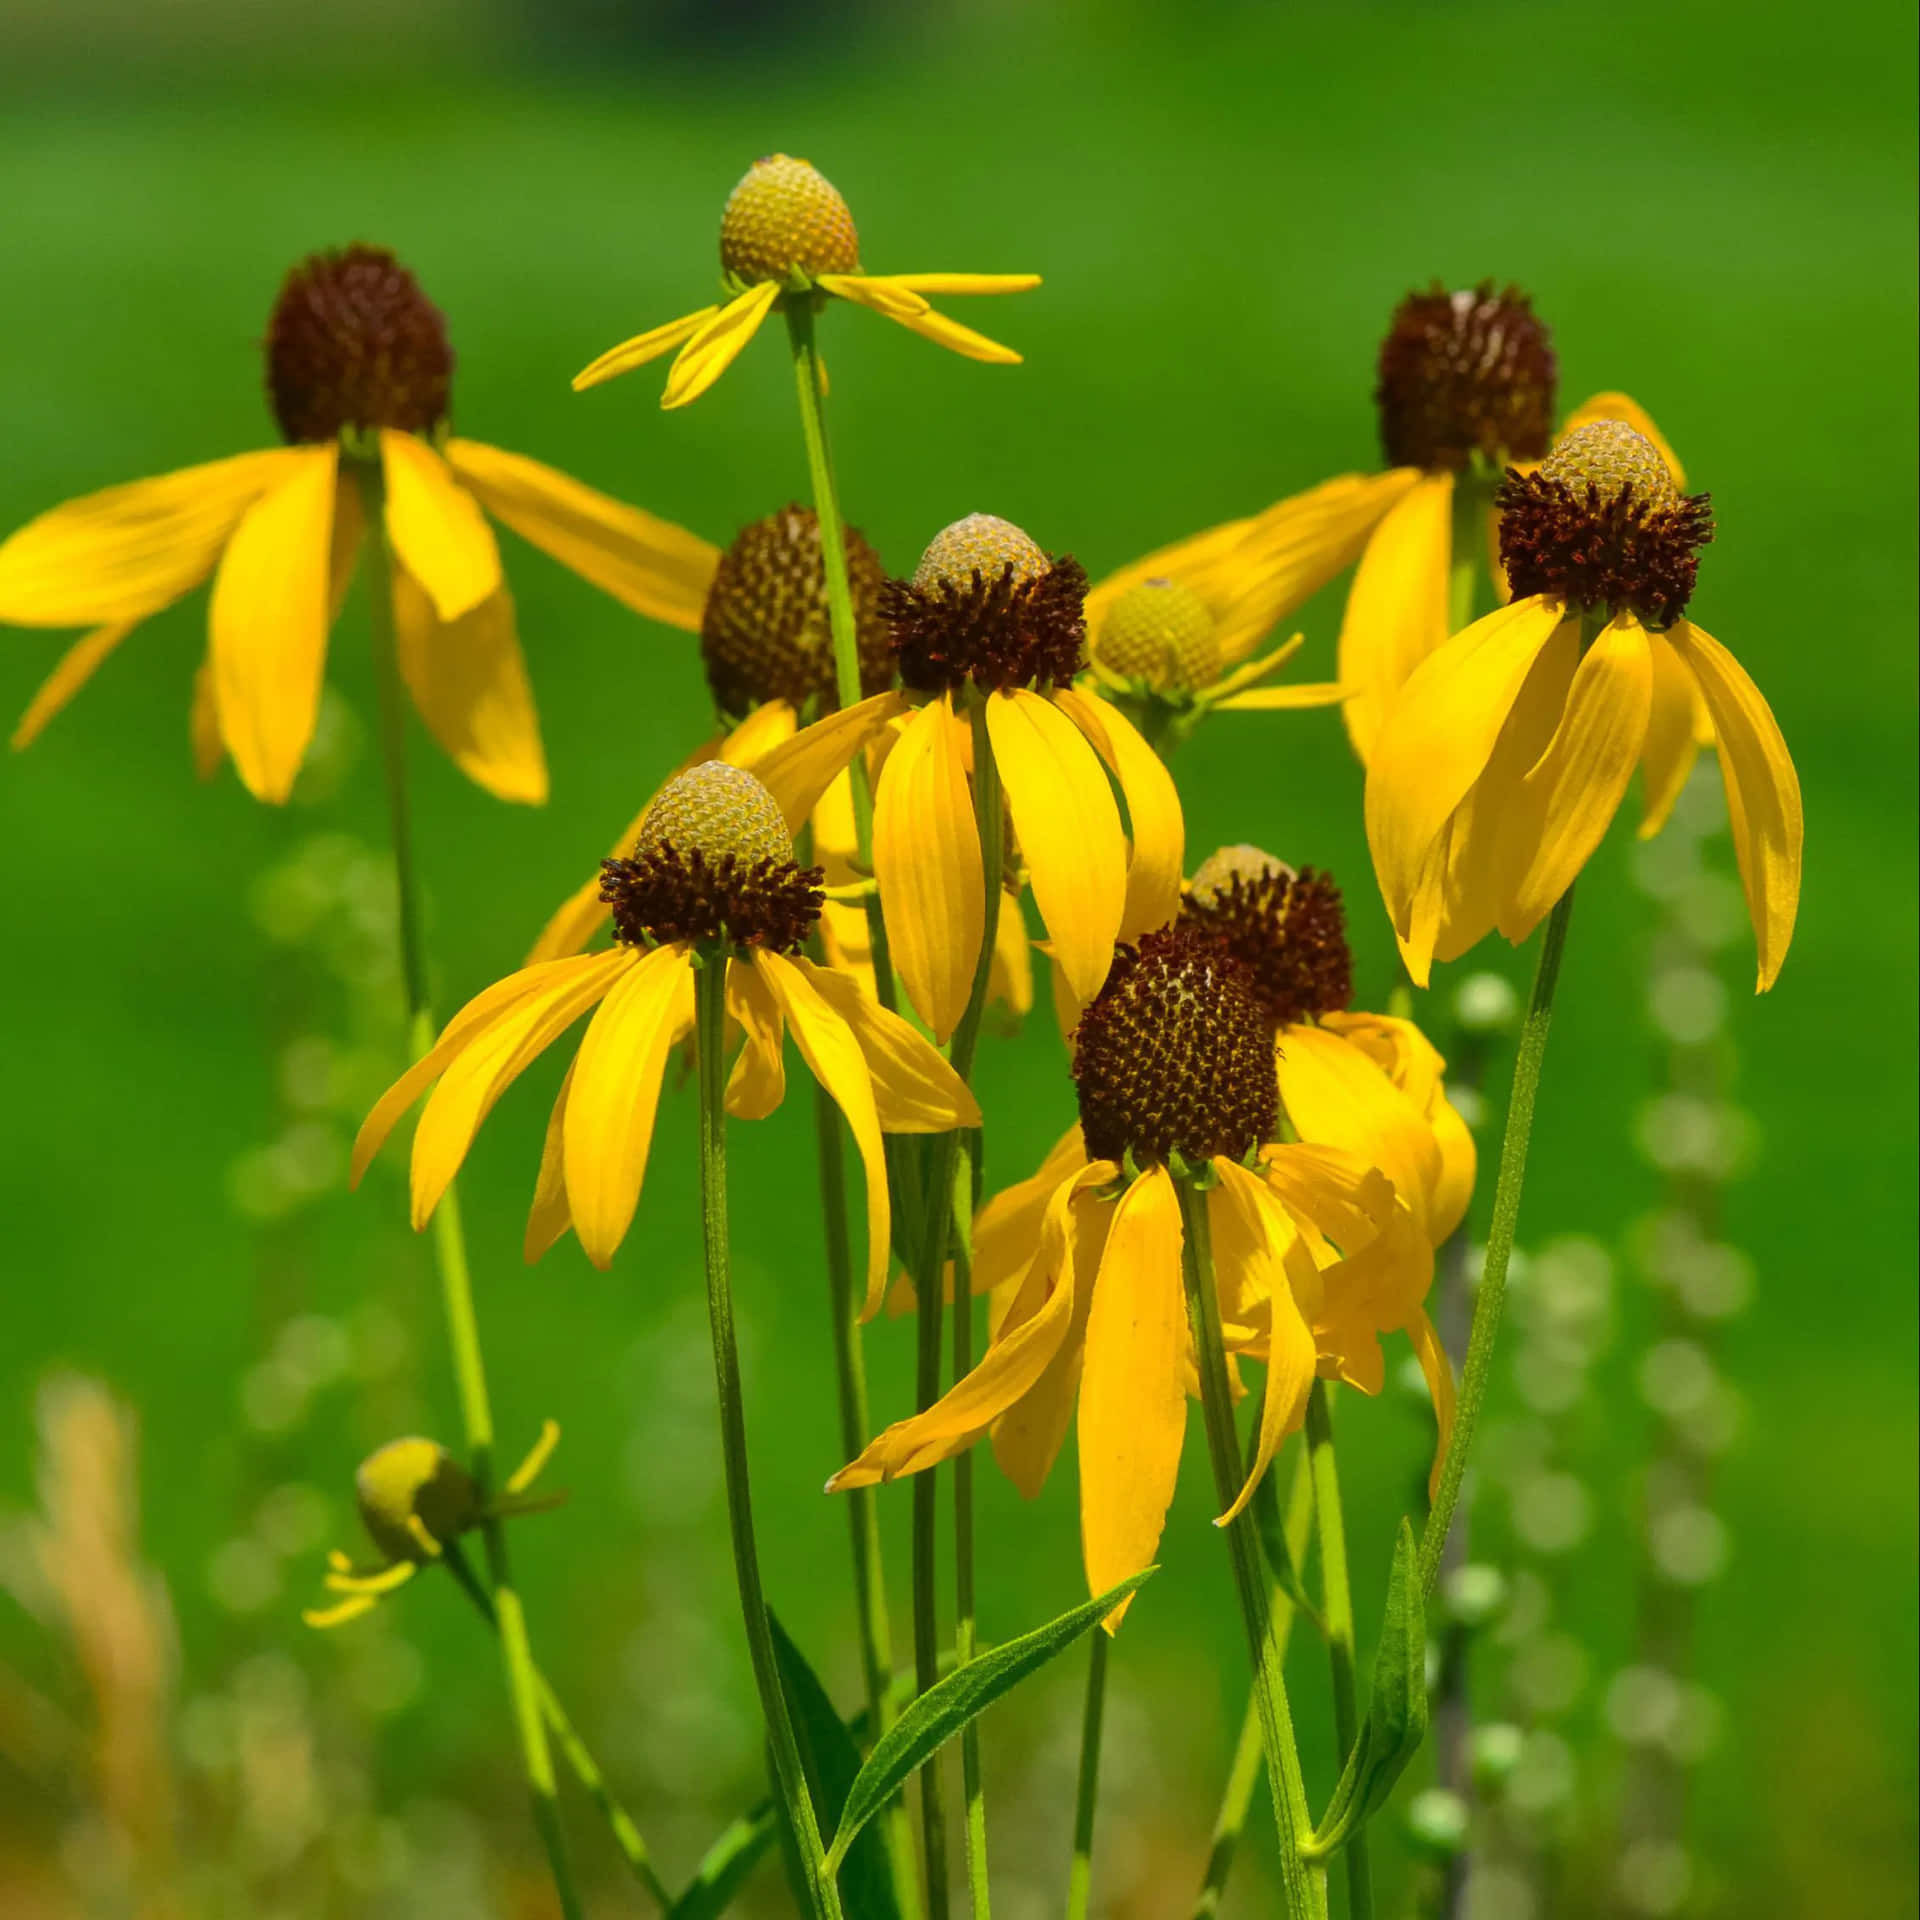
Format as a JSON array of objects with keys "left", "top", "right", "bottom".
[
  {"left": 571, "top": 306, "right": 720, "bottom": 392},
  {"left": 988, "top": 890, "right": 1035, "bottom": 1024},
  {"left": 1410, "top": 1310, "right": 1456, "bottom": 1500},
  {"left": 814, "top": 274, "right": 931, "bottom": 318},
  {"left": 390, "top": 564, "right": 548, "bottom": 805},
  {"left": 831, "top": 1164, "right": 1106, "bottom": 1489},
  {"left": 756, "top": 690, "right": 911, "bottom": 831},
  {"left": 754, "top": 950, "right": 892, "bottom": 1320},
  {"left": 1639, "top": 626, "right": 1706, "bottom": 837},
  {"left": 11, "top": 621, "right": 136, "bottom": 749},
  {"left": 1500, "top": 614, "right": 1653, "bottom": 938},
  {"left": 880, "top": 303, "right": 1021, "bottom": 365},
  {"left": 874, "top": 698, "right": 984, "bottom": 1041},
  {"left": 405, "top": 949, "right": 635, "bottom": 1229},
  {"left": 976, "top": 1127, "right": 1090, "bottom": 1312},
  {"left": 1051, "top": 686, "right": 1184, "bottom": 943},
  {"left": 987, "top": 689, "right": 1125, "bottom": 1008},
  {"left": 1212, "top": 681, "right": 1351, "bottom": 712},
  {"left": 208, "top": 445, "right": 338, "bottom": 804},
  {"left": 0, "top": 448, "right": 306, "bottom": 628},
  {"left": 785, "top": 956, "right": 980, "bottom": 1132},
  {"left": 1664, "top": 621, "right": 1803, "bottom": 990},
  {"left": 662, "top": 282, "right": 782, "bottom": 410},
  {"left": 724, "top": 952, "right": 788, "bottom": 1120},
  {"left": 524, "top": 1060, "right": 577, "bottom": 1262},
  {"left": 445, "top": 439, "right": 719, "bottom": 630},
  {"left": 1561, "top": 392, "right": 1685, "bottom": 489},
  {"left": 1364, "top": 595, "right": 1568, "bottom": 938},
  {"left": 1338, "top": 470, "right": 1455, "bottom": 763},
  {"left": 562, "top": 945, "right": 697, "bottom": 1268},
  {"left": 883, "top": 273, "right": 1043, "bottom": 296},
  {"left": 1078, "top": 1165, "right": 1187, "bottom": 1628},
  {"left": 189, "top": 656, "right": 223, "bottom": 779},
  {"left": 380, "top": 431, "right": 501, "bottom": 623}
]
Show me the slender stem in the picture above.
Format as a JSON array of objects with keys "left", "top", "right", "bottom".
[
  {"left": 358, "top": 462, "right": 581, "bottom": 1920},
  {"left": 693, "top": 958, "right": 844, "bottom": 1920},
  {"left": 1193, "top": 1453, "right": 1316, "bottom": 1920},
  {"left": 443, "top": 1546, "right": 672, "bottom": 1910},
  {"left": 1447, "top": 474, "right": 1488, "bottom": 635},
  {"left": 1417, "top": 887, "right": 1577, "bottom": 1599},
  {"left": 1306, "top": 1383, "right": 1372, "bottom": 1920},
  {"left": 1176, "top": 1179, "right": 1326, "bottom": 1920},
  {"left": 949, "top": 1142, "right": 991, "bottom": 1920},
  {"left": 1064, "top": 1630, "right": 1110, "bottom": 1920}
]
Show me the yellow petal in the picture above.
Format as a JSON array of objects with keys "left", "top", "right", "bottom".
[
  {"left": 445, "top": 439, "right": 719, "bottom": 630},
  {"left": 883, "top": 273, "right": 1042, "bottom": 296},
  {"left": 0, "top": 448, "right": 305, "bottom": 628},
  {"left": 724, "top": 951, "right": 787, "bottom": 1120},
  {"left": 1338, "top": 470, "right": 1455, "bottom": 764},
  {"left": 11, "top": 621, "right": 137, "bottom": 750},
  {"left": 1501, "top": 614, "right": 1653, "bottom": 937},
  {"left": 831, "top": 1164, "right": 1105, "bottom": 1489},
  {"left": 987, "top": 689, "right": 1125, "bottom": 1007},
  {"left": 661, "top": 283, "right": 781, "bottom": 409},
  {"left": 1204, "top": 632, "right": 1306, "bottom": 701},
  {"left": 988, "top": 889, "right": 1034, "bottom": 1023},
  {"left": 380, "top": 431, "right": 501, "bottom": 623},
  {"left": 1561, "top": 392, "right": 1685, "bottom": 489},
  {"left": 1639, "top": 627, "right": 1705, "bottom": 838},
  {"left": 880, "top": 303, "right": 1022, "bottom": 365},
  {"left": 189, "top": 656, "right": 224, "bottom": 779},
  {"left": 1212, "top": 680, "right": 1351, "bottom": 712},
  {"left": 1664, "top": 621, "right": 1802, "bottom": 990},
  {"left": 524, "top": 1060, "right": 577, "bottom": 1261},
  {"left": 1078, "top": 1166, "right": 1188, "bottom": 1629},
  {"left": 1051, "top": 686, "right": 1184, "bottom": 943},
  {"left": 1363, "top": 595, "right": 1567, "bottom": 938},
  {"left": 209, "top": 445, "right": 338, "bottom": 803},
  {"left": 754, "top": 951, "right": 892, "bottom": 1319},
  {"left": 1084, "top": 515, "right": 1258, "bottom": 637},
  {"left": 562, "top": 945, "right": 696, "bottom": 1267},
  {"left": 874, "top": 698, "right": 984, "bottom": 1041},
  {"left": 571, "top": 306, "right": 719, "bottom": 391},
  {"left": 976, "top": 1127, "right": 1089, "bottom": 1312},
  {"left": 756, "top": 690, "right": 911, "bottom": 831},
  {"left": 412, "top": 948, "right": 636, "bottom": 1229},
  {"left": 1410, "top": 1310, "right": 1456, "bottom": 1500},
  {"left": 785, "top": 956, "right": 980, "bottom": 1131},
  {"left": 814, "top": 274, "right": 931, "bottom": 318},
  {"left": 390, "top": 564, "right": 548, "bottom": 805}
]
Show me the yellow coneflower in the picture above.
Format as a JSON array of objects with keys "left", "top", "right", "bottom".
[
  {"left": 1366, "top": 417, "right": 1803, "bottom": 991},
  {"left": 751, "top": 513, "right": 1183, "bottom": 1042},
  {"left": 830, "top": 921, "right": 1435, "bottom": 1626},
  {"left": 0, "top": 243, "right": 714, "bottom": 803},
  {"left": 351, "top": 761, "right": 977, "bottom": 1300},
  {"left": 573, "top": 154, "right": 1040, "bottom": 408}
]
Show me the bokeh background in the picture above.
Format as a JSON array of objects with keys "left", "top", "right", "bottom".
[{"left": 2, "top": 1, "right": 1914, "bottom": 1914}]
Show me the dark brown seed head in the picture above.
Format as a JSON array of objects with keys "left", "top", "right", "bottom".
[
  {"left": 1071, "top": 923, "right": 1278, "bottom": 1170},
  {"left": 1095, "top": 578, "right": 1222, "bottom": 693},
  {"left": 699, "top": 505, "right": 892, "bottom": 720},
  {"left": 1180, "top": 848, "right": 1354, "bottom": 1032},
  {"left": 719, "top": 155, "right": 861, "bottom": 284},
  {"left": 1496, "top": 419, "right": 1713, "bottom": 630},
  {"left": 884, "top": 514, "right": 1089, "bottom": 696},
  {"left": 265, "top": 244, "right": 452, "bottom": 446},
  {"left": 599, "top": 762, "right": 822, "bottom": 952},
  {"left": 356, "top": 1437, "right": 478, "bottom": 1566},
  {"left": 1376, "top": 282, "right": 1556, "bottom": 473}
]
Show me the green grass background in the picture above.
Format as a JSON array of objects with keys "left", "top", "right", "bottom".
[{"left": 2, "top": 0, "right": 1914, "bottom": 1911}]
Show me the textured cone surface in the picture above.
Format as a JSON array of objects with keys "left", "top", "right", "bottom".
[
  {"left": 635, "top": 762, "right": 792, "bottom": 868},
  {"left": 700, "top": 505, "right": 891, "bottom": 717},
  {"left": 720, "top": 155, "right": 860, "bottom": 282},
  {"left": 913, "top": 514, "right": 1050, "bottom": 593},
  {"left": 1190, "top": 843, "right": 1294, "bottom": 907},
  {"left": 1098, "top": 578, "right": 1221, "bottom": 691},
  {"left": 266, "top": 244, "right": 452, "bottom": 444},
  {"left": 1179, "top": 854, "right": 1353, "bottom": 1032},
  {"left": 1540, "top": 419, "right": 1680, "bottom": 512},
  {"left": 356, "top": 1438, "right": 478, "bottom": 1565}
]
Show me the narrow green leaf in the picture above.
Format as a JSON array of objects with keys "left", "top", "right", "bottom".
[
  {"left": 1251, "top": 1452, "right": 1326, "bottom": 1632},
  {"left": 769, "top": 1613, "right": 904, "bottom": 1920},
  {"left": 824, "top": 1569, "right": 1155, "bottom": 1874},
  {"left": 667, "top": 1802, "right": 778, "bottom": 1920},
  {"left": 1302, "top": 1518, "right": 1429, "bottom": 1861}
]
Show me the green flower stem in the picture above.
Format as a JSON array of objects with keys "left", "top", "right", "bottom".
[
  {"left": 1416, "top": 885, "right": 1577, "bottom": 1600},
  {"left": 1192, "top": 1450, "right": 1315, "bottom": 1920},
  {"left": 1305, "top": 1383, "right": 1372, "bottom": 1920},
  {"left": 783, "top": 296, "right": 898, "bottom": 1010},
  {"left": 443, "top": 1545, "right": 672, "bottom": 1910},
  {"left": 1065, "top": 1628, "right": 1110, "bottom": 1920},
  {"left": 1448, "top": 474, "right": 1490, "bottom": 635},
  {"left": 948, "top": 1141, "right": 991, "bottom": 1920},
  {"left": 358, "top": 462, "right": 582, "bottom": 1920},
  {"left": 693, "top": 956, "right": 845, "bottom": 1920},
  {"left": 1176, "top": 1179, "right": 1327, "bottom": 1920}
]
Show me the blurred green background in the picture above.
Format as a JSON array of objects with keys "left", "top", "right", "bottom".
[{"left": 2, "top": 0, "right": 1914, "bottom": 1914}]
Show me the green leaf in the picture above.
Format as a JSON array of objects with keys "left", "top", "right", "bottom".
[
  {"left": 1250, "top": 1444, "right": 1326, "bottom": 1633},
  {"left": 824, "top": 1568, "right": 1156, "bottom": 1874},
  {"left": 667, "top": 1802, "right": 778, "bottom": 1920},
  {"left": 1302, "top": 1517, "right": 1429, "bottom": 1861},
  {"left": 769, "top": 1612, "right": 904, "bottom": 1920}
]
